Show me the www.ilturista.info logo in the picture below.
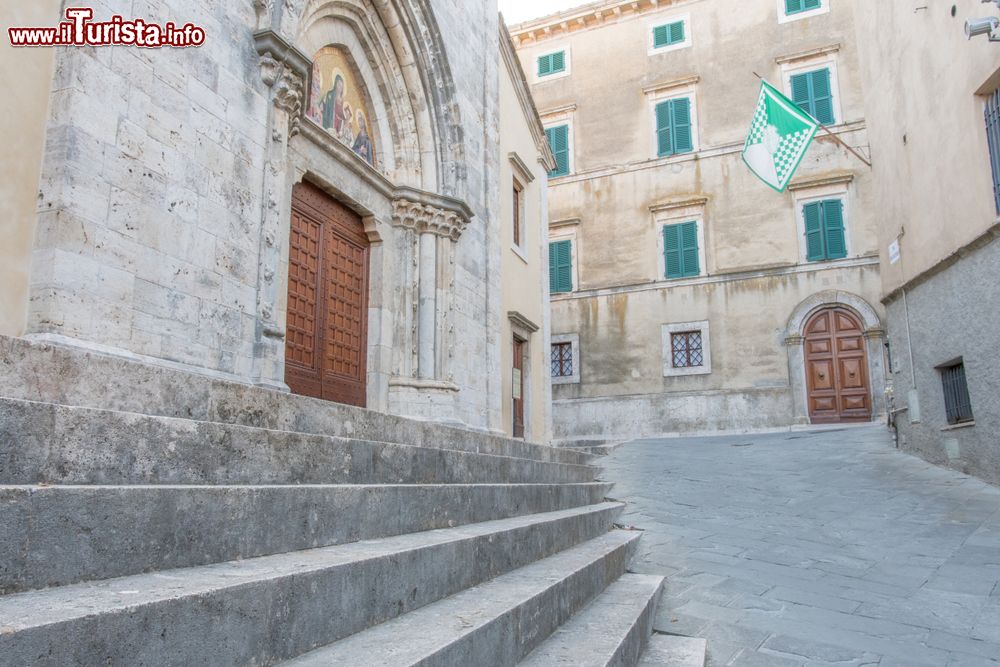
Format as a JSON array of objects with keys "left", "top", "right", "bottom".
[{"left": 8, "top": 7, "right": 206, "bottom": 48}]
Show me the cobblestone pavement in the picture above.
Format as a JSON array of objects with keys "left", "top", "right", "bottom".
[{"left": 600, "top": 425, "right": 1000, "bottom": 666}]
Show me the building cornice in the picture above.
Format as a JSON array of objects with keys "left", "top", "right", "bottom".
[
  {"left": 642, "top": 75, "right": 700, "bottom": 96},
  {"left": 509, "top": 0, "right": 699, "bottom": 46},
  {"left": 775, "top": 43, "right": 841, "bottom": 65},
  {"left": 500, "top": 18, "right": 557, "bottom": 172},
  {"left": 649, "top": 195, "right": 709, "bottom": 213},
  {"left": 391, "top": 188, "right": 474, "bottom": 241},
  {"left": 508, "top": 311, "right": 540, "bottom": 333},
  {"left": 787, "top": 171, "right": 855, "bottom": 192}
]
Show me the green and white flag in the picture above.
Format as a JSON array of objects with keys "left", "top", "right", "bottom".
[{"left": 742, "top": 80, "right": 819, "bottom": 192}]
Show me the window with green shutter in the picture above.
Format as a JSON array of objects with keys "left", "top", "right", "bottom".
[
  {"left": 537, "top": 51, "right": 566, "bottom": 77},
  {"left": 663, "top": 221, "right": 700, "bottom": 279},
  {"left": 652, "top": 20, "right": 685, "bottom": 48},
  {"left": 803, "top": 199, "right": 847, "bottom": 262},
  {"left": 655, "top": 98, "right": 694, "bottom": 157},
  {"left": 549, "top": 239, "right": 573, "bottom": 293},
  {"left": 545, "top": 125, "right": 570, "bottom": 178},
  {"left": 790, "top": 69, "right": 835, "bottom": 125},
  {"left": 785, "top": 0, "right": 822, "bottom": 15}
]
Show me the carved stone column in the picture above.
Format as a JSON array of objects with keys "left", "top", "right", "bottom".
[
  {"left": 251, "top": 31, "right": 311, "bottom": 389},
  {"left": 391, "top": 194, "right": 470, "bottom": 385}
]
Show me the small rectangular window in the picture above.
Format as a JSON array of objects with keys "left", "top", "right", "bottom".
[
  {"left": 790, "top": 68, "right": 835, "bottom": 126},
  {"left": 671, "top": 331, "right": 704, "bottom": 368},
  {"left": 985, "top": 89, "right": 1000, "bottom": 213},
  {"left": 663, "top": 221, "right": 700, "bottom": 278},
  {"left": 545, "top": 125, "right": 571, "bottom": 177},
  {"left": 940, "top": 361, "right": 974, "bottom": 425},
  {"left": 551, "top": 342, "right": 574, "bottom": 377},
  {"left": 537, "top": 51, "right": 566, "bottom": 77},
  {"left": 549, "top": 239, "right": 573, "bottom": 293},
  {"left": 785, "top": 0, "right": 821, "bottom": 15},
  {"left": 512, "top": 181, "right": 523, "bottom": 247},
  {"left": 652, "top": 21, "right": 685, "bottom": 48},
  {"left": 655, "top": 97, "right": 693, "bottom": 157},
  {"left": 803, "top": 199, "right": 846, "bottom": 262}
]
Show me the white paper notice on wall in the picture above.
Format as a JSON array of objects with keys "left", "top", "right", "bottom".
[
  {"left": 512, "top": 369, "right": 522, "bottom": 399},
  {"left": 888, "top": 240, "right": 901, "bottom": 265}
]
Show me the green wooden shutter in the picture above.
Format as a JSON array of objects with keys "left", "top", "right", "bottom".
[
  {"left": 656, "top": 101, "right": 672, "bottom": 156},
  {"left": 551, "top": 50, "right": 565, "bottom": 73},
  {"left": 549, "top": 240, "right": 573, "bottom": 292},
  {"left": 786, "top": 0, "right": 820, "bottom": 14},
  {"left": 810, "top": 69, "right": 835, "bottom": 125},
  {"left": 803, "top": 202, "right": 825, "bottom": 261},
  {"left": 546, "top": 125, "right": 569, "bottom": 177},
  {"left": 664, "top": 222, "right": 699, "bottom": 278},
  {"left": 671, "top": 98, "right": 693, "bottom": 153},
  {"left": 790, "top": 70, "right": 835, "bottom": 125},
  {"left": 653, "top": 25, "right": 669, "bottom": 48},
  {"left": 668, "top": 20, "right": 685, "bottom": 44},
  {"left": 822, "top": 199, "right": 847, "bottom": 259},
  {"left": 663, "top": 224, "right": 682, "bottom": 278},
  {"left": 537, "top": 54, "right": 551, "bottom": 77},
  {"left": 680, "top": 221, "right": 699, "bottom": 275},
  {"left": 790, "top": 72, "right": 812, "bottom": 115}
]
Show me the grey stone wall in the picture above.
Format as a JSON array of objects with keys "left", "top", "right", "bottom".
[{"left": 887, "top": 236, "right": 1000, "bottom": 486}]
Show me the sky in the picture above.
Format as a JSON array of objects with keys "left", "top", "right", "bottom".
[{"left": 498, "top": 0, "right": 589, "bottom": 24}]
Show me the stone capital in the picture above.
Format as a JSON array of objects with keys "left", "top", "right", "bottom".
[{"left": 391, "top": 197, "right": 470, "bottom": 242}]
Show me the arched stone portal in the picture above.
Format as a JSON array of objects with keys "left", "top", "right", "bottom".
[
  {"left": 784, "top": 291, "right": 887, "bottom": 425},
  {"left": 250, "top": 0, "right": 479, "bottom": 423}
]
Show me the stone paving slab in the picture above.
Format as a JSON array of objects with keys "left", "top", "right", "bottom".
[{"left": 599, "top": 425, "right": 1000, "bottom": 666}]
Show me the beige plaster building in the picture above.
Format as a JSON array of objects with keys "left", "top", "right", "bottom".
[
  {"left": 512, "top": 0, "right": 887, "bottom": 442},
  {"left": 499, "top": 26, "right": 557, "bottom": 442},
  {"left": 0, "top": 0, "right": 552, "bottom": 439},
  {"left": 851, "top": 0, "right": 1000, "bottom": 484}
]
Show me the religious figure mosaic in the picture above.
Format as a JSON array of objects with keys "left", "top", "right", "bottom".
[{"left": 307, "top": 46, "right": 378, "bottom": 168}]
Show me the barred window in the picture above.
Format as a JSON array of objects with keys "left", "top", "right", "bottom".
[
  {"left": 940, "top": 361, "right": 974, "bottom": 425},
  {"left": 986, "top": 89, "right": 1000, "bottom": 214},
  {"left": 551, "top": 342, "right": 574, "bottom": 378},
  {"left": 671, "top": 331, "right": 703, "bottom": 368}
]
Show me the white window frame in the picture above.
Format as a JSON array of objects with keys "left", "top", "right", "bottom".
[
  {"left": 548, "top": 228, "right": 580, "bottom": 294},
  {"left": 645, "top": 79, "right": 700, "bottom": 159},
  {"left": 791, "top": 182, "right": 853, "bottom": 263},
  {"left": 662, "top": 321, "right": 712, "bottom": 377},
  {"left": 541, "top": 108, "right": 576, "bottom": 178},
  {"left": 534, "top": 45, "right": 571, "bottom": 83},
  {"left": 780, "top": 51, "right": 843, "bottom": 127},
  {"left": 777, "top": 0, "right": 829, "bottom": 24},
  {"left": 551, "top": 333, "right": 581, "bottom": 385},
  {"left": 651, "top": 199, "right": 708, "bottom": 280},
  {"left": 648, "top": 13, "right": 692, "bottom": 55}
]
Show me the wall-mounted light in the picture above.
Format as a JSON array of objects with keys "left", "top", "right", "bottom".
[{"left": 967, "top": 0, "right": 1000, "bottom": 41}]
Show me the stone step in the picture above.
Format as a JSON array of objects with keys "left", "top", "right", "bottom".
[
  {"left": 0, "top": 482, "right": 614, "bottom": 594},
  {"left": 0, "top": 398, "right": 596, "bottom": 486},
  {"left": 637, "top": 635, "right": 708, "bottom": 667},
  {"left": 519, "top": 573, "right": 664, "bottom": 666},
  {"left": 0, "top": 335, "right": 590, "bottom": 466},
  {"left": 0, "top": 503, "right": 624, "bottom": 667},
  {"left": 280, "top": 530, "right": 642, "bottom": 667}
]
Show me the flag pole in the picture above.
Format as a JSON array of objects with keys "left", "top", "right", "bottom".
[{"left": 752, "top": 72, "right": 872, "bottom": 169}]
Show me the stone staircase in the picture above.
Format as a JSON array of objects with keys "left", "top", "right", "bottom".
[{"left": 0, "top": 336, "right": 704, "bottom": 666}]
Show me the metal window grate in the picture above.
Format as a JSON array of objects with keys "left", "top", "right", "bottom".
[
  {"left": 941, "top": 362, "right": 974, "bottom": 425},
  {"left": 985, "top": 89, "right": 1000, "bottom": 214},
  {"left": 671, "top": 331, "right": 703, "bottom": 368},
  {"left": 551, "top": 342, "right": 573, "bottom": 377}
]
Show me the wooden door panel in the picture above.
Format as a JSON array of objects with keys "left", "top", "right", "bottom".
[
  {"left": 512, "top": 338, "right": 525, "bottom": 438},
  {"left": 286, "top": 182, "right": 369, "bottom": 407},
  {"left": 805, "top": 307, "right": 872, "bottom": 423}
]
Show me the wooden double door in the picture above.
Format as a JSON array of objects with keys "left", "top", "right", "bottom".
[
  {"left": 284, "top": 182, "right": 369, "bottom": 407},
  {"left": 805, "top": 307, "right": 871, "bottom": 423}
]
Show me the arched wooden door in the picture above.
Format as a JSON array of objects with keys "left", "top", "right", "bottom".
[
  {"left": 284, "top": 182, "right": 369, "bottom": 407},
  {"left": 805, "top": 307, "right": 871, "bottom": 423}
]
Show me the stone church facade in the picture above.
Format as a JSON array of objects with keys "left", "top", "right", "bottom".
[
  {"left": 2, "top": 0, "right": 553, "bottom": 435},
  {"left": 512, "top": 0, "right": 888, "bottom": 442}
]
